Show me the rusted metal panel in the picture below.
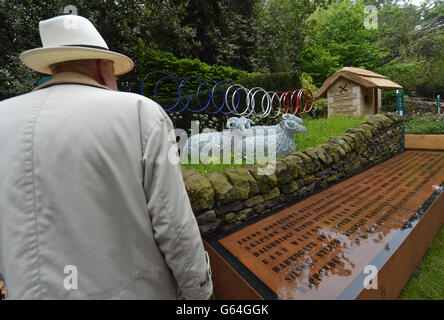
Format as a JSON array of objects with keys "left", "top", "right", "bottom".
[
  {"left": 214, "top": 151, "right": 444, "bottom": 299},
  {"left": 203, "top": 240, "right": 262, "bottom": 300}
]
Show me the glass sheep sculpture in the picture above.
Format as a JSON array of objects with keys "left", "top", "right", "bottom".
[
  {"left": 183, "top": 114, "right": 306, "bottom": 160},
  {"left": 235, "top": 114, "right": 306, "bottom": 160}
]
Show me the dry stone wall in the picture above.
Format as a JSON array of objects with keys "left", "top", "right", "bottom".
[
  {"left": 405, "top": 98, "right": 442, "bottom": 113},
  {"left": 182, "top": 113, "right": 404, "bottom": 237}
]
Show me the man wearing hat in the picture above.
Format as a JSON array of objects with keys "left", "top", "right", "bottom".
[{"left": 0, "top": 15, "right": 212, "bottom": 299}]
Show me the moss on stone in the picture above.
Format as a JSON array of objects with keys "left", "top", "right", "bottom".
[
  {"left": 221, "top": 212, "right": 238, "bottom": 224},
  {"left": 263, "top": 187, "right": 280, "bottom": 201},
  {"left": 321, "top": 141, "right": 346, "bottom": 162},
  {"left": 344, "top": 131, "right": 366, "bottom": 150},
  {"left": 302, "top": 148, "right": 323, "bottom": 171},
  {"left": 238, "top": 208, "right": 254, "bottom": 221},
  {"left": 340, "top": 135, "right": 357, "bottom": 151},
  {"left": 313, "top": 147, "right": 333, "bottom": 166},
  {"left": 351, "top": 126, "right": 372, "bottom": 141},
  {"left": 360, "top": 122, "right": 379, "bottom": 136},
  {"left": 303, "top": 175, "right": 315, "bottom": 185},
  {"left": 207, "top": 172, "right": 238, "bottom": 205},
  {"left": 282, "top": 155, "right": 304, "bottom": 179},
  {"left": 280, "top": 180, "right": 300, "bottom": 194},
  {"left": 183, "top": 172, "right": 214, "bottom": 213},
  {"left": 372, "top": 114, "right": 393, "bottom": 128},
  {"left": 264, "top": 170, "right": 278, "bottom": 189},
  {"left": 244, "top": 164, "right": 271, "bottom": 194},
  {"left": 223, "top": 167, "right": 259, "bottom": 200},
  {"left": 293, "top": 151, "right": 315, "bottom": 174},
  {"left": 275, "top": 160, "right": 293, "bottom": 185},
  {"left": 329, "top": 137, "right": 352, "bottom": 154},
  {"left": 181, "top": 167, "right": 198, "bottom": 179},
  {"left": 384, "top": 112, "right": 402, "bottom": 124}
]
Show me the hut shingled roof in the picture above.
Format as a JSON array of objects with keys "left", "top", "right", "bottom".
[{"left": 315, "top": 67, "right": 403, "bottom": 98}]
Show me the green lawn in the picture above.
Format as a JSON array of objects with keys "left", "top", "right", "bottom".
[
  {"left": 293, "top": 116, "right": 366, "bottom": 151},
  {"left": 399, "top": 225, "right": 444, "bottom": 300},
  {"left": 183, "top": 116, "right": 367, "bottom": 175}
]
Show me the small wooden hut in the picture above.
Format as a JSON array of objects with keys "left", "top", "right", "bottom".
[{"left": 315, "top": 67, "right": 403, "bottom": 117}]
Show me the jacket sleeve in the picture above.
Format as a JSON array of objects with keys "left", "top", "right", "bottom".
[{"left": 141, "top": 107, "right": 213, "bottom": 300}]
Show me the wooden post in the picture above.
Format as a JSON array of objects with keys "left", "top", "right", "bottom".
[
  {"left": 397, "top": 90, "right": 405, "bottom": 149},
  {"left": 373, "top": 88, "right": 379, "bottom": 114}
]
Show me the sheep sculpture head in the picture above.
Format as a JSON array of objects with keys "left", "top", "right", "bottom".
[
  {"left": 227, "top": 117, "right": 253, "bottom": 131},
  {"left": 279, "top": 114, "right": 307, "bottom": 135}
]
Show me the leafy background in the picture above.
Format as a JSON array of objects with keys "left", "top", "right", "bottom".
[{"left": 0, "top": 0, "right": 442, "bottom": 116}]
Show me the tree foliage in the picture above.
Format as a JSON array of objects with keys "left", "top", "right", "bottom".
[
  {"left": 299, "top": 0, "right": 389, "bottom": 86},
  {"left": 0, "top": 0, "right": 194, "bottom": 98},
  {"left": 171, "top": 0, "right": 262, "bottom": 72},
  {"left": 138, "top": 48, "right": 253, "bottom": 100},
  {"left": 297, "top": 0, "right": 443, "bottom": 98},
  {"left": 376, "top": 0, "right": 444, "bottom": 97},
  {"left": 0, "top": 0, "right": 442, "bottom": 101},
  {"left": 253, "top": 0, "right": 330, "bottom": 73}
]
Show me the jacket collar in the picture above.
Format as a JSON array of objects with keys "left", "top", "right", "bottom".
[{"left": 33, "top": 72, "right": 112, "bottom": 91}]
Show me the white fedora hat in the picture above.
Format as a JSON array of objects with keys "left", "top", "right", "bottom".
[{"left": 20, "top": 15, "right": 134, "bottom": 76}]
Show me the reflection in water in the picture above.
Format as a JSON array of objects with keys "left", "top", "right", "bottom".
[{"left": 219, "top": 151, "right": 444, "bottom": 299}]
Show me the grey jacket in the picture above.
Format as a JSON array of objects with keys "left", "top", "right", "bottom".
[{"left": 0, "top": 72, "right": 212, "bottom": 299}]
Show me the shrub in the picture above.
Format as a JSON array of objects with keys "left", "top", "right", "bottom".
[
  {"left": 310, "top": 98, "right": 328, "bottom": 118},
  {"left": 300, "top": 72, "right": 327, "bottom": 119},
  {"left": 138, "top": 48, "right": 253, "bottom": 100},
  {"left": 381, "top": 90, "right": 398, "bottom": 113},
  {"left": 237, "top": 71, "right": 302, "bottom": 92}
]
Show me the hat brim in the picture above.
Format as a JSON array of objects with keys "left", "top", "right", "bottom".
[{"left": 20, "top": 46, "right": 134, "bottom": 76}]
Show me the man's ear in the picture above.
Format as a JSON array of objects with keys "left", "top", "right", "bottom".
[
  {"left": 96, "top": 59, "right": 118, "bottom": 91},
  {"left": 97, "top": 59, "right": 108, "bottom": 85}
]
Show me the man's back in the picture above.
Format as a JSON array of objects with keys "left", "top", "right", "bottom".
[{"left": 0, "top": 76, "right": 212, "bottom": 299}]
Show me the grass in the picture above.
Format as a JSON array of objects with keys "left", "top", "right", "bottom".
[
  {"left": 399, "top": 225, "right": 444, "bottom": 300},
  {"left": 293, "top": 116, "right": 366, "bottom": 151},
  {"left": 185, "top": 158, "right": 245, "bottom": 175},
  {"left": 182, "top": 116, "right": 367, "bottom": 175}
]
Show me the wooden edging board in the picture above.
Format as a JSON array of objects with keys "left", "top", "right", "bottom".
[{"left": 405, "top": 134, "right": 444, "bottom": 150}]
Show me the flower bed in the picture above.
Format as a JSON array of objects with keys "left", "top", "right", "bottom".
[{"left": 406, "top": 112, "right": 444, "bottom": 135}]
